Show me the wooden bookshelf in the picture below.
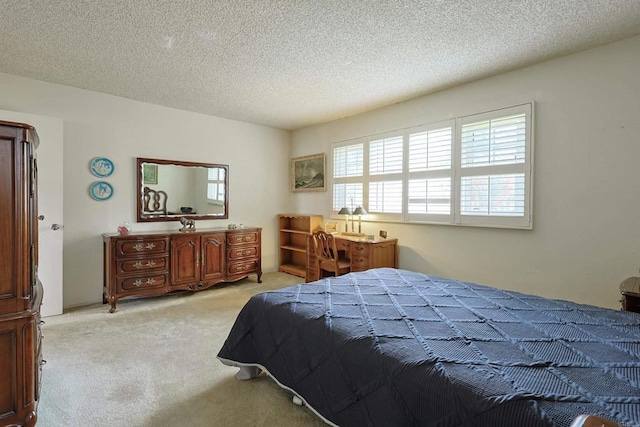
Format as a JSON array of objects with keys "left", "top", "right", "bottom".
[{"left": 278, "top": 214, "right": 323, "bottom": 278}]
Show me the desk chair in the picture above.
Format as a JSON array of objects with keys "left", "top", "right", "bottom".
[{"left": 313, "top": 231, "right": 350, "bottom": 278}]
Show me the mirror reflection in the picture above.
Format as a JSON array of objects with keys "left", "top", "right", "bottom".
[{"left": 136, "top": 157, "right": 229, "bottom": 222}]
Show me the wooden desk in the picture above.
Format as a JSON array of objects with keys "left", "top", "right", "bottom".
[{"left": 305, "top": 234, "right": 398, "bottom": 282}]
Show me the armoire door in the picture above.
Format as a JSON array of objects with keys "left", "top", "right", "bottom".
[{"left": 0, "top": 110, "right": 63, "bottom": 317}]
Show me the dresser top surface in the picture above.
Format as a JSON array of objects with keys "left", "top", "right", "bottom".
[{"left": 103, "top": 226, "right": 261, "bottom": 239}]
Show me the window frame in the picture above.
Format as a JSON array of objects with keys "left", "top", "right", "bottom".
[
  {"left": 404, "top": 121, "right": 455, "bottom": 223},
  {"left": 330, "top": 102, "right": 534, "bottom": 230},
  {"left": 454, "top": 103, "right": 533, "bottom": 228}
]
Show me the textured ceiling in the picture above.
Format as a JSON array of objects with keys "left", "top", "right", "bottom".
[{"left": 1, "top": 1, "right": 640, "bottom": 130}]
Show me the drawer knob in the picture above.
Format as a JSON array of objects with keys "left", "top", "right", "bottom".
[
  {"left": 133, "top": 278, "right": 157, "bottom": 287},
  {"left": 133, "top": 242, "right": 156, "bottom": 251},
  {"left": 133, "top": 260, "right": 156, "bottom": 269}
]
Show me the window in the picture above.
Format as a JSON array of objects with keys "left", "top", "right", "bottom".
[
  {"left": 207, "top": 167, "right": 225, "bottom": 204},
  {"left": 369, "top": 133, "right": 404, "bottom": 215},
  {"left": 333, "top": 142, "right": 364, "bottom": 211},
  {"left": 406, "top": 124, "right": 453, "bottom": 222},
  {"left": 456, "top": 104, "right": 532, "bottom": 227},
  {"left": 331, "top": 103, "right": 533, "bottom": 229}
]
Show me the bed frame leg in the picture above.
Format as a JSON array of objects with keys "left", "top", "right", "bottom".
[
  {"left": 234, "top": 366, "right": 261, "bottom": 380},
  {"left": 292, "top": 395, "right": 304, "bottom": 406}
]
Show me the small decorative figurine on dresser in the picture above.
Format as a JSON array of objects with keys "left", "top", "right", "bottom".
[
  {"left": 117, "top": 222, "right": 132, "bottom": 235},
  {"left": 179, "top": 217, "right": 196, "bottom": 232}
]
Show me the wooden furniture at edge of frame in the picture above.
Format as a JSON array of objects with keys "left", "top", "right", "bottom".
[{"left": 0, "top": 121, "right": 42, "bottom": 426}]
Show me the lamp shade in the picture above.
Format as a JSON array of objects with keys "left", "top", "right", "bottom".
[
  {"left": 338, "top": 207, "right": 352, "bottom": 215},
  {"left": 353, "top": 206, "right": 367, "bottom": 216}
]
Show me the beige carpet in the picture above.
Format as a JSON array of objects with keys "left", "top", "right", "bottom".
[{"left": 38, "top": 272, "right": 328, "bottom": 427}]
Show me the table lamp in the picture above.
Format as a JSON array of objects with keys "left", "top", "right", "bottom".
[
  {"left": 338, "top": 206, "right": 352, "bottom": 232},
  {"left": 353, "top": 206, "right": 367, "bottom": 234}
]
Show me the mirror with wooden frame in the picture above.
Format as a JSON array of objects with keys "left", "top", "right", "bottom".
[{"left": 136, "top": 157, "right": 229, "bottom": 222}]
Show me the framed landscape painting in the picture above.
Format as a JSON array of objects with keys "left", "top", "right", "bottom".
[{"left": 291, "top": 153, "right": 325, "bottom": 192}]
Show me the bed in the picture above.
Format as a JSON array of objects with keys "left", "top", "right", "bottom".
[{"left": 217, "top": 268, "right": 640, "bottom": 426}]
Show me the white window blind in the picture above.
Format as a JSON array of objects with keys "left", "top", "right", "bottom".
[
  {"left": 334, "top": 143, "right": 363, "bottom": 178},
  {"left": 408, "top": 178, "right": 451, "bottom": 215},
  {"left": 406, "top": 125, "right": 453, "bottom": 220},
  {"left": 367, "top": 132, "right": 404, "bottom": 217},
  {"left": 369, "top": 181, "right": 403, "bottom": 213},
  {"left": 456, "top": 104, "right": 532, "bottom": 228},
  {"left": 333, "top": 142, "right": 364, "bottom": 211},
  {"left": 330, "top": 103, "right": 533, "bottom": 229},
  {"left": 370, "top": 135, "right": 403, "bottom": 175},
  {"left": 460, "top": 174, "right": 525, "bottom": 216},
  {"left": 408, "top": 127, "right": 452, "bottom": 171},
  {"left": 461, "top": 113, "right": 526, "bottom": 168},
  {"left": 333, "top": 183, "right": 363, "bottom": 212}
]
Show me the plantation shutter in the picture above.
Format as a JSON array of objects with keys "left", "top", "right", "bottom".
[
  {"left": 333, "top": 142, "right": 364, "bottom": 211},
  {"left": 407, "top": 124, "right": 453, "bottom": 220},
  {"left": 456, "top": 104, "right": 532, "bottom": 228}
]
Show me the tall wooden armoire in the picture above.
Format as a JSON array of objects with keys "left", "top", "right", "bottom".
[{"left": 0, "top": 121, "right": 43, "bottom": 427}]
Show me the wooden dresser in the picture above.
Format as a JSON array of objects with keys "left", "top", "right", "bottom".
[
  {"left": 0, "top": 121, "right": 43, "bottom": 426},
  {"left": 306, "top": 234, "right": 398, "bottom": 282},
  {"left": 103, "top": 227, "right": 261, "bottom": 312}
]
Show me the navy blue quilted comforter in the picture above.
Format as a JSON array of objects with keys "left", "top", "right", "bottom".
[{"left": 217, "top": 268, "right": 640, "bottom": 426}]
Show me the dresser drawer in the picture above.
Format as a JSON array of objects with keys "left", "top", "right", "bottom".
[
  {"left": 336, "top": 239, "right": 350, "bottom": 252},
  {"left": 227, "top": 232, "right": 259, "bottom": 246},
  {"left": 117, "top": 256, "right": 169, "bottom": 274},
  {"left": 227, "top": 260, "right": 258, "bottom": 276},
  {"left": 351, "top": 242, "right": 370, "bottom": 256},
  {"left": 117, "top": 273, "right": 168, "bottom": 292},
  {"left": 351, "top": 256, "right": 369, "bottom": 270},
  {"left": 116, "top": 238, "right": 169, "bottom": 257},
  {"left": 227, "top": 246, "right": 258, "bottom": 260}
]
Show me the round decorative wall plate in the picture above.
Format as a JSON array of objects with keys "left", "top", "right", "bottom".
[
  {"left": 89, "top": 181, "right": 114, "bottom": 201},
  {"left": 90, "top": 157, "right": 114, "bottom": 177}
]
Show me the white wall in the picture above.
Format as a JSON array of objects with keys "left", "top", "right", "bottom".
[
  {"left": 292, "top": 35, "right": 640, "bottom": 309},
  {"left": 0, "top": 73, "right": 291, "bottom": 308}
]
